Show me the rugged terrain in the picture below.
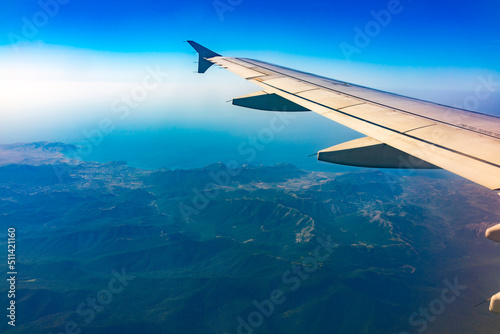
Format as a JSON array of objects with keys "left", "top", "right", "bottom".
[{"left": 1, "top": 142, "right": 500, "bottom": 334}]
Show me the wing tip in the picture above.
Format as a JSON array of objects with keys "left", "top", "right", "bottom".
[{"left": 187, "top": 41, "right": 221, "bottom": 73}]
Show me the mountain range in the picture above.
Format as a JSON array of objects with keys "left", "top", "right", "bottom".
[{"left": 1, "top": 142, "right": 500, "bottom": 334}]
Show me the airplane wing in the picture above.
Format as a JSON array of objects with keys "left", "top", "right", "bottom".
[{"left": 187, "top": 41, "right": 500, "bottom": 191}]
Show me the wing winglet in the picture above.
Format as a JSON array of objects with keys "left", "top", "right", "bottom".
[{"left": 187, "top": 41, "right": 221, "bottom": 73}]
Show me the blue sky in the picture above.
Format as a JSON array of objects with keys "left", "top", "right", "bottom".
[
  {"left": 1, "top": 0, "right": 500, "bottom": 170},
  {"left": 2, "top": 0, "right": 500, "bottom": 66}
]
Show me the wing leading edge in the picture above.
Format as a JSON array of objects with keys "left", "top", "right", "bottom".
[{"left": 187, "top": 41, "right": 500, "bottom": 191}]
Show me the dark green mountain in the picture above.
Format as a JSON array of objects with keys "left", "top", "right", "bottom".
[{"left": 1, "top": 143, "right": 500, "bottom": 334}]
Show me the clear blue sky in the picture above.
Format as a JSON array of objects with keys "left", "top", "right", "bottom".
[{"left": 1, "top": 0, "right": 500, "bottom": 67}]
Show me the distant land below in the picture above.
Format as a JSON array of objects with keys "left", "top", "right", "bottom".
[
  {"left": 1, "top": 142, "right": 500, "bottom": 334},
  {"left": 65, "top": 128, "right": 456, "bottom": 184}
]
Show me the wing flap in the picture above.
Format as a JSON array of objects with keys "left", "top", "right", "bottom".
[
  {"left": 338, "top": 103, "right": 435, "bottom": 133},
  {"left": 298, "top": 89, "right": 365, "bottom": 111},
  {"left": 405, "top": 125, "right": 500, "bottom": 166},
  {"left": 262, "top": 77, "right": 317, "bottom": 94}
]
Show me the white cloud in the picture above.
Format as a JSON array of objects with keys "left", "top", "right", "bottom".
[{"left": 1, "top": 44, "right": 498, "bottom": 144}]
